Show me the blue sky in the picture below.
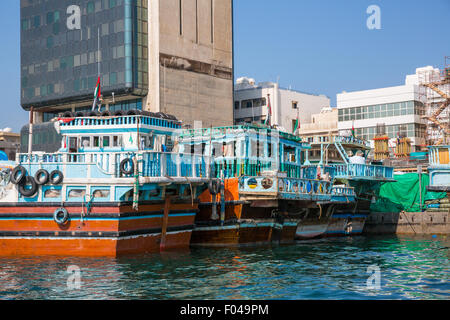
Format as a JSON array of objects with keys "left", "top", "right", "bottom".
[{"left": 1, "top": 0, "right": 450, "bottom": 132}]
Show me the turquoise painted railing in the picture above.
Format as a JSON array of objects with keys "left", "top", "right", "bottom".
[
  {"left": 332, "top": 163, "right": 394, "bottom": 180},
  {"left": 180, "top": 125, "right": 307, "bottom": 145},
  {"left": 331, "top": 186, "right": 355, "bottom": 197},
  {"left": 60, "top": 115, "right": 181, "bottom": 129},
  {"left": 18, "top": 151, "right": 211, "bottom": 179},
  {"left": 334, "top": 135, "right": 371, "bottom": 148},
  {"left": 239, "top": 175, "right": 333, "bottom": 197},
  {"left": 278, "top": 177, "right": 332, "bottom": 195},
  {"left": 301, "top": 165, "right": 337, "bottom": 180},
  {"left": 211, "top": 158, "right": 275, "bottom": 179}
]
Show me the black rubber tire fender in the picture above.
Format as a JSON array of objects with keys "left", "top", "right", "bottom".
[
  {"left": 120, "top": 158, "right": 134, "bottom": 175},
  {"left": 50, "top": 170, "right": 64, "bottom": 185},
  {"left": 18, "top": 176, "right": 38, "bottom": 198},
  {"left": 10, "top": 166, "right": 26, "bottom": 185},
  {"left": 87, "top": 111, "right": 100, "bottom": 117},
  {"left": 113, "top": 110, "right": 125, "bottom": 116},
  {"left": 53, "top": 208, "right": 69, "bottom": 225},
  {"left": 126, "top": 109, "right": 141, "bottom": 116},
  {"left": 34, "top": 169, "right": 49, "bottom": 185}
]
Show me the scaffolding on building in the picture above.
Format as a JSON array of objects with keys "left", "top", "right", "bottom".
[
  {"left": 374, "top": 123, "right": 390, "bottom": 160},
  {"left": 417, "top": 57, "right": 450, "bottom": 146}
]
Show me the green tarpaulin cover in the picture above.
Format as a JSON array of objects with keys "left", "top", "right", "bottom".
[{"left": 370, "top": 173, "right": 447, "bottom": 213}]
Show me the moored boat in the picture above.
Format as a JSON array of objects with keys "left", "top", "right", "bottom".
[
  {"left": 317, "top": 135, "right": 396, "bottom": 237},
  {"left": 0, "top": 112, "right": 213, "bottom": 257},
  {"left": 179, "top": 125, "right": 357, "bottom": 246}
]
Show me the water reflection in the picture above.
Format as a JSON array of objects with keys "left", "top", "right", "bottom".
[{"left": 0, "top": 235, "right": 448, "bottom": 300}]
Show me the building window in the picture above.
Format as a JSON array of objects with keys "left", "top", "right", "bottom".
[
  {"left": 234, "top": 101, "right": 240, "bottom": 110},
  {"left": 243, "top": 100, "right": 253, "bottom": 109},
  {"left": 338, "top": 100, "right": 421, "bottom": 122},
  {"left": 292, "top": 101, "right": 298, "bottom": 109}
]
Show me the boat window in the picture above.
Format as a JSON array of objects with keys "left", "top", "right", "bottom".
[
  {"left": 69, "top": 137, "right": 78, "bottom": 153},
  {"left": 44, "top": 189, "right": 61, "bottom": 198},
  {"left": 68, "top": 189, "right": 86, "bottom": 198},
  {"left": 103, "top": 136, "right": 110, "bottom": 147},
  {"left": 251, "top": 140, "right": 257, "bottom": 157},
  {"left": 81, "top": 137, "right": 91, "bottom": 148},
  {"left": 268, "top": 143, "right": 274, "bottom": 158},
  {"left": 251, "top": 140, "right": 264, "bottom": 158},
  {"left": 166, "top": 136, "right": 174, "bottom": 152},
  {"left": 93, "top": 136, "right": 100, "bottom": 147},
  {"left": 212, "top": 142, "right": 223, "bottom": 157},
  {"left": 93, "top": 189, "right": 110, "bottom": 198},
  {"left": 147, "top": 135, "right": 154, "bottom": 149},
  {"left": 284, "top": 146, "right": 296, "bottom": 163},
  {"left": 223, "top": 142, "right": 235, "bottom": 157},
  {"left": 112, "top": 136, "right": 120, "bottom": 147}
]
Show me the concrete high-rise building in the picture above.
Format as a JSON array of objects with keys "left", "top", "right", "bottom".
[
  {"left": 20, "top": 0, "right": 233, "bottom": 127},
  {"left": 234, "top": 77, "right": 331, "bottom": 134},
  {"left": 0, "top": 129, "right": 20, "bottom": 161},
  {"left": 337, "top": 67, "right": 433, "bottom": 152}
]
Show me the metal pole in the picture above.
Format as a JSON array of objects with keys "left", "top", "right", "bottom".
[
  {"left": 160, "top": 195, "right": 171, "bottom": 251},
  {"left": 418, "top": 165, "right": 423, "bottom": 211},
  {"left": 28, "top": 107, "right": 34, "bottom": 156}
]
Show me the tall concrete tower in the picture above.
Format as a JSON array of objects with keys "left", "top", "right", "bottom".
[{"left": 20, "top": 0, "right": 234, "bottom": 127}]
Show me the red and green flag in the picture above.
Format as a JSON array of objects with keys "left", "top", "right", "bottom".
[
  {"left": 293, "top": 115, "right": 300, "bottom": 134},
  {"left": 351, "top": 121, "right": 355, "bottom": 137},
  {"left": 91, "top": 76, "right": 101, "bottom": 111}
]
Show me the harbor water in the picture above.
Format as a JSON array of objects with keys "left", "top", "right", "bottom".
[{"left": 0, "top": 235, "right": 448, "bottom": 300}]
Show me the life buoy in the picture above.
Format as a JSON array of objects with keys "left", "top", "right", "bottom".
[
  {"left": 54, "top": 208, "right": 69, "bottom": 225},
  {"left": 208, "top": 179, "right": 221, "bottom": 195},
  {"left": 120, "top": 158, "right": 134, "bottom": 175},
  {"left": 10, "top": 166, "right": 26, "bottom": 185},
  {"left": 34, "top": 169, "right": 49, "bottom": 185},
  {"left": 50, "top": 170, "right": 64, "bottom": 185},
  {"left": 18, "top": 176, "right": 38, "bottom": 198}
]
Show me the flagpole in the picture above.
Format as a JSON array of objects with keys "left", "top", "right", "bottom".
[{"left": 266, "top": 93, "right": 271, "bottom": 127}]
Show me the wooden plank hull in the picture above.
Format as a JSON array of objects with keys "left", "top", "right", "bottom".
[
  {"left": 193, "top": 178, "right": 310, "bottom": 246},
  {"left": 325, "top": 214, "right": 367, "bottom": 237},
  {"left": 295, "top": 220, "right": 330, "bottom": 239},
  {"left": 0, "top": 202, "right": 197, "bottom": 257}
]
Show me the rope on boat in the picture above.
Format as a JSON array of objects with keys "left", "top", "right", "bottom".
[{"left": 79, "top": 194, "right": 95, "bottom": 228}]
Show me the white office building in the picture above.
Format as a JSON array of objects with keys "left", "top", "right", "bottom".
[
  {"left": 234, "top": 77, "right": 331, "bottom": 134},
  {"left": 337, "top": 67, "right": 435, "bottom": 152}
]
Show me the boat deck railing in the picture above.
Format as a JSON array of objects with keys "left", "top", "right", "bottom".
[
  {"left": 331, "top": 186, "right": 355, "bottom": 197},
  {"left": 334, "top": 136, "right": 371, "bottom": 148},
  {"left": 180, "top": 125, "right": 305, "bottom": 143},
  {"left": 210, "top": 159, "right": 339, "bottom": 180},
  {"left": 59, "top": 115, "right": 182, "bottom": 129},
  {"left": 238, "top": 175, "right": 335, "bottom": 201},
  {"left": 332, "top": 163, "right": 394, "bottom": 180},
  {"left": 17, "top": 151, "right": 212, "bottom": 180}
]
